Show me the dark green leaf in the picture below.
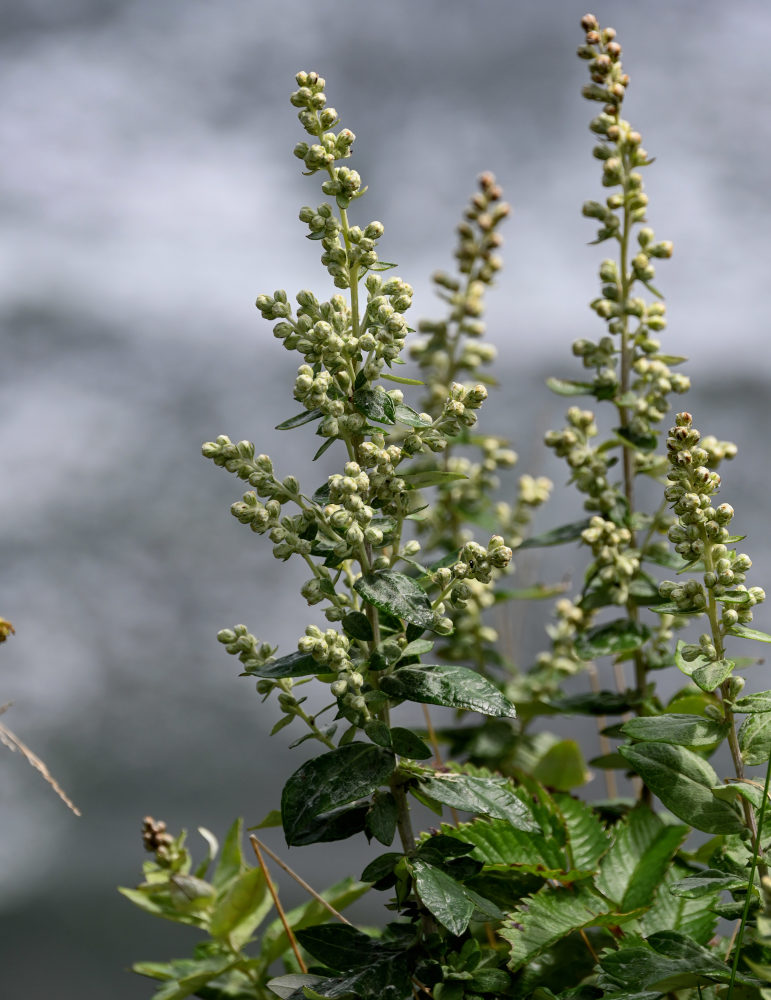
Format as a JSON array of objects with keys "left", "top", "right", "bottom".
[
  {"left": 575, "top": 619, "right": 649, "bottom": 660},
  {"left": 418, "top": 773, "right": 537, "bottom": 828},
  {"left": 352, "top": 388, "right": 396, "bottom": 425},
  {"left": 341, "top": 612, "right": 373, "bottom": 642},
  {"left": 416, "top": 834, "right": 475, "bottom": 864},
  {"left": 390, "top": 727, "right": 432, "bottom": 759},
  {"left": 621, "top": 714, "right": 728, "bottom": 749},
  {"left": 669, "top": 868, "right": 749, "bottom": 898},
  {"left": 281, "top": 743, "right": 395, "bottom": 846},
  {"left": 400, "top": 469, "right": 469, "bottom": 487},
  {"left": 354, "top": 570, "right": 435, "bottom": 629},
  {"left": 545, "top": 377, "right": 595, "bottom": 396},
  {"left": 366, "top": 792, "right": 398, "bottom": 846},
  {"left": 246, "top": 650, "right": 324, "bottom": 679},
  {"left": 380, "top": 663, "right": 516, "bottom": 718},
  {"left": 295, "top": 924, "right": 391, "bottom": 972},
  {"left": 519, "top": 519, "right": 591, "bottom": 549},
  {"left": 411, "top": 859, "right": 475, "bottom": 935},
  {"left": 549, "top": 690, "right": 644, "bottom": 715},
  {"left": 275, "top": 409, "right": 323, "bottom": 430},
  {"left": 393, "top": 402, "right": 431, "bottom": 427},
  {"left": 554, "top": 793, "right": 611, "bottom": 870},
  {"left": 618, "top": 743, "right": 744, "bottom": 834},
  {"left": 363, "top": 720, "right": 391, "bottom": 747},
  {"left": 313, "top": 437, "right": 338, "bottom": 461},
  {"left": 614, "top": 426, "right": 658, "bottom": 452},
  {"left": 286, "top": 803, "right": 370, "bottom": 847},
  {"left": 739, "top": 712, "right": 771, "bottom": 765},
  {"left": 728, "top": 624, "right": 771, "bottom": 644}
]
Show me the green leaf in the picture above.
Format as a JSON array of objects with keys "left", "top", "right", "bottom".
[
  {"left": 502, "top": 884, "right": 638, "bottom": 972},
  {"left": 393, "top": 401, "right": 431, "bottom": 426},
  {"left": 618, "top": 742, "right": 744, "bottom": 834},
  {"left": 729, "top": 624, "right": 771, "bottom": 643},
  {"left": 554, "top": 793, "right": 611, "bottom": 870},
  {"left": 380, "top": 663, "right": 516, "bottom": 718},
  {"left": 519, "top": 519, "right": 591, "bottom": 549},
  {"left": 669, "top": 868, "right": 749, "bottom": 898},
  {"left": 281, "top": 743, "right": 395, "bottom": 846},
  {"left": 275, "top": 408, "right": 323, "bottom": 430},
  {"left": 209, "top": 865, "right": 272, "bottom": 947},
  {"left": 245, "top": 650, "right": 324, "bottom": 679},
  {"left": 545, "top": 377, "right": 595, "bottom": 396},
  {"left": 638, "top": 860, "right": 718, "bottom": 944},
  {"left": 411, "top": 858, "right": 475, "bottom": 935},
  {"left": 295, "top": 923, "right": 389, "bottom": 971},
  {"left": 352, "top": 388, "right": 396, "bottom": 424},
  {"left": 365, "top": 791, "right": 398, "bottom": 846},
  {"left": 418, "top": 773, "right": 537, "bottom": 828},
  {"left": 575, "top": 619, "right": 649, "bottom": 660},
  {"left": 493, "top": 583, "right": 569, "bottom": 602},
  {"left": 251, "top": 809, "right": 282, "bottom": 830},
  {"left": 398, "top": 638, "right": 434, "bottom": 660},
  {"left": 389, "top": 727, "right": 432, "bottom": 759},
  {"left": 621, "top": 714, "right": 729, "bottom": 749},
  {"left": 739, "top": 712, "right": 771, "bottom": 765},
  {"left": 341, "top": 612, "right": 373, "bottom": 642},
  {"left": 532, "top": 739, "right": 590, "bottom": 790},
  {"left": 312, "top": 436, "right": 338, "bottom": 461},
  {"left": 269, "top": 956, "right": 412, "bottom": 1000},
  {"left": 193, "top": 827, "right": 219, "bottom": 879},
  {"left": 692, "top": 658, "right": 734, "bottom": 692},
  {"left": 354, "top": 570, "right": 436, "bottom": 629},
  {"left": 595, "top": 804, "right": 688, "bottom": 911},
  {"left": 267, "top": 974, "right": 325, "bottom": 999},
  {"left": 382, "top": 373, "right": 424, "bottom": 386},
  {"left": 614, "top": 425, "right": 658, "bottom": 452},
  {"left": 437, "top": 816, "right": 565, "bottom": 873},
  {"left": 400, "top": 469, "right": 469, "bottom": 487},
  {"left": 733, "top": 691, "right": 771, "bottom": 714},
  {"left": 549, "top": 690, "right": 644, "bottom": 715},
  {"left": 212, "top": 818, "right": 244, "bottom": 890},
  {"left": 144, "top": 957, "right": 239, "bottom": 1000}
]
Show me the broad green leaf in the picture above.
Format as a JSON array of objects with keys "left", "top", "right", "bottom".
[
  {"left": 365, "top": 791, "right": 397, "bottom": 846},
  {"left": 712, "top": 781, "right": 766, "bottom": 809},
  {"left": 267, "top": 974, "right": 325, "bottom": 999},
  {"left": 119, "top": 887, "right": 202, "bottom": 926},
  {"left": 354, "top": 570, "right": 436, "bottom": 629},
  {"left": 669, "top": 868, "right": 749, "bottom": 898},
  {"left": 389, "top": 727, "right": 432, "bottom": 759},
  {"left": 621, "top": 714, "right": 728, "bottom": 750},
  {"left": 281, "top": 743, "right": 395, "bottom": 846},
  {"left": 341, "top": 611, "right": 373, "bottom": 641},
  {"left": 554, "top": 793, "right": 611, "bottom": 870},
  {"left": 638, "top": 860, "right": 718, "bottom": 944},
  {"left": 739, "top": 711, "right": 771, "bottom": 765},
  {"left": 519, "top": 519, "right": 591, "bottom": 550},
  {"left": 245, "top": 650, "right": 324, "bottom": 679},
  {"left": 575, "top": 619, "right": 649, "bottom": 660},
  {"left": 380, "top": 663, "right": 516, "bottom": 718},
  {"left": 352, "top": 387, "right": 396, "bottom": 424},
  {"left": 692, "top": 657, "right": 734, "bottom": 692},
  {"left": 393, "top": 401, "right": 431, "bottom": 426},
  {"left": 437, "top": 817, "right": 565, "bottom": 872},
  {"left": 275, "top": 408, "right": 323, "bottom": 430},
  {"left": 595, "top": 805, "right": 688, "bottom": 911},
  {"left": 295, "top": 923, "right": 390, "bottom": 971},
  {"left": 532, "top": 739, "right": 590, "bottom": 790},
  {"left": 268, "top": 956, "right": 412, "bottom": 1000},
  {"left": 148, "top": 957, "right": 239, "bottom": 1000},
  {"left": 545, "top": 376, "right": 595, "bottom": 396},
  {"left": 418, "top": 774, "right": 537, "bottom": 829},
  {"left": 212, "top": 818, "right": 244, "bottom": 889},
  {"left": 209, "top": 865, "right": 272, "bottom": 947},
  {"left": 502, "top": 884, "right": 640, "bottom": 972},
  {"left": 398, "top": 638, "right": 434, "bottom": 660},
  {"left": 735, "top": 691, "right": 771, "bottom": 714},
  {"left": 618, "top": 742, "right": 744, "bottom": 834},
  {"left": 400, "top": 469, "right": 469, "bottom": 487},
  {"left": 411, "top": 858, "right": 475, "bottom": 935},
  {"left": 729, "top": 624, "right": 771, "bottom": 643}
]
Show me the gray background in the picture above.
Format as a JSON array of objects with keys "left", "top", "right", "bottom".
[{"left": 2, "top": 1, "right": 770, "bottom": 995}]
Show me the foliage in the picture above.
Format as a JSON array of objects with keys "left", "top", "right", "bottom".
[{"left": 123, "top": 14, "right": 771, "bottom": 1000}]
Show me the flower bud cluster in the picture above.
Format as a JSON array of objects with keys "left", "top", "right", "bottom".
[
  {"left": 290, "top": 71, "right": 354, "bottom": 170},
  {"left": 436, "top": 382, "right": 488, "bottom": 436},
  {"left": 362, "top": 274, "right": 414, "bottom": 366},
  {"left": 660, "top": 412, "right": 765, "bottom": 629},
  {"left": 521, "top": 598, "right": 592, "bottom": 703},
  {"left": 142, "top": 817, "right": 186, "bottom": 870},
  {"left": 412, "top": 174, "right": 508, "bottom": 402},
  {"left": 433, "top": 537, "right": 513, "bottom": 602},
  {"left": 217, "top": 624, "right": 277, "bottom": 674},
  {"left": 298, "top": 625, "right": 372, "bottom": 721},
  {"left": 581, "top": 515, "right": 640, "bottom": 604},
  {"left": 544, "top": 407, "right": 617, "bottom": 514}
]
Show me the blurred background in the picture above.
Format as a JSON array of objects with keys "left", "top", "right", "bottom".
[{"left": 2, "top": 0, "right": 770, "bottom": 994}]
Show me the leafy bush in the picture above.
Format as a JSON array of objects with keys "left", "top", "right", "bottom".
[{"left": 122, "top": 14, "right": 771, "bottom": 1000}]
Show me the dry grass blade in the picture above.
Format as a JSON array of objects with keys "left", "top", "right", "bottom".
[
  {"left": 0, "top": 706, "right": 80, "bottom": 816},
  {"left": 249, "top": 834, "right": 308, "bottom": 973}
]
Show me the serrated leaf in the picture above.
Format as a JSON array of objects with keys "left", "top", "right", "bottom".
[
  {"left": 275, "top": 408, "right": 323, "bottom": 430},
  {"left": 352, "top": 388, "right": 395, "bottom": 424},
  {"left": 739, "top": 712, "right": 771, "bottom": 765},
  {"left": 519, "top": 519, "right": 591, "bottom": 549},
  {"left": 729, "top": 624, "right": 771, "bottom": 643},
  {"left": 437, "top": 817, "right": 566, "bottom": 872},
  {"left": 545, "top": 376, "right": 595, "bottom": 396},
  {"left": 281, "top": 743, "right": 395, "bottom": 846},
  {"left": 393, "top": 401, "right": 431, "bottom": 426},
  {"left": 411, "top": 858, "right": 475, "bottom": 935},
  {"left": 502, "top": 884, "right": 639, "bottom": 972},
  {"left": 419, "top": 773, "right": 537, "bottom": 828},
  {"left": 575, "top": 619, "right": 649, "bottom": 660},
  {"left": 380, "top": 663, "right": 516, "bottom": 718},
  {"left": 621, "top": 714, "right": 729, "bottom": 749},
  {"left": 554, "top": 793, "right": 611, "bottom": 870},
  {"left": 269, "top": 956, "right": 412, "bottom": 1000},
  {"left": 618, "top": 742, "right": 744, "bottom": 834},
  {"left": 595, "top": 804, "right": 688, "bottom": 911},
  {"left": 354, "top": 570, "right": 435, "bottom": 629}
]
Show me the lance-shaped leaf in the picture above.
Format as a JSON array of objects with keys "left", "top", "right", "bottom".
[
  {"left": 618, "top": 742, "right": 744, "bottom": 834},
  {"left": 728, "top": 624, "right": 771, "bottom": 643},
  {"left": 502, "top": 884, "right": 642, "bottom": 972},
  {"left": 354, "top": 570, "right": 436, "bottom": 629},
  {"left": 519, "top": 519, "right": 591, "bottom": 549},
  {"left": 411, "top": 858, "right": 476, "bottom": 935},
  {"left": 400, "top": 469, "right": 469, "bottom": 487},
  {"left": 393, "top": 401, "right": 431, "bottom": 427},
  {"left": 595, "top": 805, "right": 688, "bottom": 912},
  {"left": 418, "top": 773, "right": 536, "bottom": 829},
  {"left": 545, "top": 376, "right": 595, "bottom": 396},
  {"left": 275, "top": 408, "right": 323, "bottom": 430},
  {"left": 575, "top": 618, "right": 649, "bottom": 660},
  {"left": 739, "top": 711, "right": 771, "bottom": 765},
  {"left": 281, "top": 743, "right": 395, "bottom": 846},
  {"left": 621, "top": 713, "right": 729, "bottom": 750},
  {"left": 244, "top": 650, "right": 325, "bottom": 679},
  {"left": 380, "top": 663, "right": 516, "bottom": 718}
]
